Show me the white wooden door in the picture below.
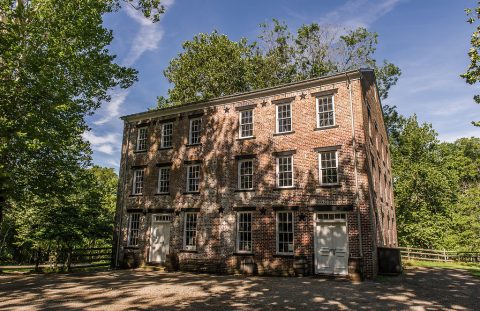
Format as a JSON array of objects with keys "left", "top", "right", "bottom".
[
  {"left": 315, "top": 215, "right": 348, "bottom": 275},
  {"left": 149, "top": 215, "right": 171, "bottom": 263}
]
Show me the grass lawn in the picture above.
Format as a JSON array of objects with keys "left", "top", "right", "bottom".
[{"left": 404, "top": 259, "right": 480, "bottom": 278}]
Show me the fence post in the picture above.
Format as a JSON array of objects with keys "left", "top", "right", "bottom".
[
  {"left": 443, "top": 249, "right": 447, "bottom": 262},
  {"left": 407, "top": 247, "right": 410, "bottom": 261}
]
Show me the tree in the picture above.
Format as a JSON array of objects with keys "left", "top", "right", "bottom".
[
  {"left": 462, "top": 3, "right": 480, "bottom": 126},
  {"left": 159, "top": 20, "right": 401, "bottom": 108},
  {"left": 0, "top": 0, "right": 162, "bottom": 263}
]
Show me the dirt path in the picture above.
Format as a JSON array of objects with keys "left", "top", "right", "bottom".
[{"left": 1, "top": 267, "right": 478, "bottom": 310}]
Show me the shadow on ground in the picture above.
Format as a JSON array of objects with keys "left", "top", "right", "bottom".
[{"left": 0, "top": 267, "right": 478, "bottom": 310}]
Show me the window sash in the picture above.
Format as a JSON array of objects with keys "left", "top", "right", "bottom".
[
  {"left": 237, "top": 212, "right": 252, "bottom": 253},
  {"left": 157, "top": 167, "right": 170, "bottom": 193},
  {"left": 319, "top": 151, "right": 339, "bottom": 185},
  {"left": 136, "top": 127, "right": 147, "bottom": 151},
  {"left": 276, "top": 103, "right": 292, "bottom": 133},
  {"left": 133, "top": 169, "right": 144, "bottom": 194},
  {"left": 189, "top": 118, "right": 202, "bottom": 144},
  {"left": 276, "top": 156, "right": 293, "bottom": 188},
  {"left": 238, "top": 159, "right": 254, "bottom": 190},
  {"left": 239, "top": 110, "right": 254, "bottom": 138},
  {"left": 186, "top": 165, "right": 200, "bottom": 192},
  {"left": 276, "top": 212, "right": 294, "bottom": 254},
  {"left": 127, "top": 213, "right": 140, "bottom": 246},
  {"left": 160, "top": 123, "right": 173, "bottom": 148},
  {"left": 316, "top": 95, "right": 335, "bottom": 128},
  {"left": 183, "top": 213, "right": 197, "bottom": 249}
]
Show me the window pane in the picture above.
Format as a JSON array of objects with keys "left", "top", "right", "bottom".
[
  {"left": 237, "top": 212, "right": 252, "bottom": 252},
  {"left": 133, "top": 169, "right": 144, "bottom": 194},
  {"left": 161, "top": 123, "right": 173, "bottom": 148},
  {"left": 238, "top": 160, "right": 253, "bottom": 190},
  {"left": 277, "top": 103, "right": 292, "bottom": 133},
  {"left": 128, "top": 213, "right": 140, "bottom": 246},
  {"left": 184, "top": 213, "right": 197, "bottom": 248},
  {"left": 137, "top": 127, "right": 148, "bottom": 151},
  {"left": 320, "top": 151, "right": 338, "bottom": 184},
  {"left": 189, "top": 118, "right": 202, "bottom": 144},
  {"left": 187, "top": 165, "right": 200, "bottom": 192},
  {"left": 277, "top": 212, "right": 294, "bottom": 254},
  {"left": 277, "top": 156, "right": 293, "bottom": 187},
  {"left": 239, "top": 110, "right": 253, "bottom": 138},
  {"left": 317, "top": 96, "right": 335, "bottom": 127},
  {"left": 158, "top": 167, "right": 170, "bottom": 193}
]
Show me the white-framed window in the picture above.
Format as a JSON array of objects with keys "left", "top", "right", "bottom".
[
  {"left": 186, "top": 164, "right": 200, "bottom": 192},
  {"left": 367, "top": 104, "right": 372, "bottom": 138},
  {"left": 276, "top": 211, "right": 294, "bottom": 254},
  {"left": 276, "top": 155, "right": 294, "bottom": 188},
  {"left": 136, "top": 127, "right": 148, "bottom": 151},
  {"left": 183, "top": 212, "right": 197, "bottom": 250},
  {"left": 157, "top": 167, "right": 170, "bottom": 194},
  {"left": 160, "top": 122, "right": 173, "bottom": 148},
  {"left": 239, "top": 109, "right": 254, "bottom": 138},
  {"left": 236, "top": 212, "right": 252, "bottom": 253},
  {"left": 276, "top": 103, "right": 292, "bottom": 133},
  {"left": 238, "top": 159, "right": 254, "bottom": 190},
  {"left": 127, "top": 213, "right": 140, "bottom": 246},
  {"left": 316, "top": 95, "right": 335, "bottom": 127},
  {"left": 384, "top": 174, "right": 388, "bottom": 202},
  {"left": 316, "top": 212, "right": 346, "bottom": 222},
  {"left": 189, "top": 117, "right": 202, "bottom": 145},
  {"left": 319, "top": 150, "right": 339, "bottom": 185},
  {"left": 132, "top": 169, "right": 144, "bottom": 195}
]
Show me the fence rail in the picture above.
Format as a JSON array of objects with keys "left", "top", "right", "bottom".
[{"left": 399, "top": 247, "right": 480, "bottom": 263}]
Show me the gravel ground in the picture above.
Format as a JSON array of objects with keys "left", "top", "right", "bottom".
[{"left": 0, "top": 267, "right": 478, "bottom": 310}]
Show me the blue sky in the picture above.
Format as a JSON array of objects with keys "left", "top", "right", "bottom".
[{"left": 84, "top": 0, "right": 480, "bottom": 170}]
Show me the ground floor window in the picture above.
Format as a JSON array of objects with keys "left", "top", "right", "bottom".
[
  {"left": 237, "top": 212, "right": 252, "bottom": 253},
  {"left": 183, "top": 213, "right": 198, "bottom": 250},
  {"left": 276, "top": 211, "right": 294, "bottom": 254},
  {"left": 127, "top": 213, "right": 140, "bottom": 246}
]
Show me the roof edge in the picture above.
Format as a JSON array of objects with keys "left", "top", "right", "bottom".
[{"left": 121, "top": 69, "right": 364, "bottom": 122}]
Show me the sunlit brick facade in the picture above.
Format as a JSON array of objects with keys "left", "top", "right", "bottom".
[{"left": 113, "top": 69, "right": 397, "bottom": 279}]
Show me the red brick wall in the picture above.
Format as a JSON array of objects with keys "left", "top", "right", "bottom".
[{"left": 113, "top": 71, "right": 397, "bottom": 279}]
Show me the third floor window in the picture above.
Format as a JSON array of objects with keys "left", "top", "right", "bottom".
[
  {"left": 316, "top": 95, "right": 335, "bottom": 128},
  {"left": 276, "top": 103, "right": 292, "bottom": 133},
  {"left": 136, "top": 127, "right": 147, "bottom": 151},
  {"left": 238, "top": 159, "right": 254, "bottom": 190},
  {"left": 160, "top": 122, "right": 173, "bottom": 148},
  {"left": 239, "top": 109, "right": 253, "bottom": 138},
  {"left": 189, "top": 118, "right": 202, "bottom": 145}
]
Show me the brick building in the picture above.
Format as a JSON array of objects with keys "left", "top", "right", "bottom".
[{"left": 112, "top": 69, "right": 397, "bottom": 279}]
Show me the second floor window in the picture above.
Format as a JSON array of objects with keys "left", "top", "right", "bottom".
[
  {"left": 127, "top": 213, "right": 140, "bottom": 246},
  {"left": 239, "top": 109, "right": 253, "bottom": 138},
  {"left": 160, "top": 122, "right": 173, "bottom": 148},
  {"left": 157, "top": 167, "right": 170, "bottom": 194},
  {"left": 136, "top": 127, "right": 148, "bottom": 151},
  {"left": 319, "top": 151, "right": 338, "bottom": 185},
  {"left": 189, "top": 118, "right": 202, "bottom": 145},
  {"left": 133, "top": 169, "right": 144, "bottom": 194},
  {"left": 237, "top": 212, "right": 252, "bottom": 253},
  {"left": 276, "top": 103, "right": 292, "bottom": 133},
  {"left": 276, "top": 155, "right": 293, "bottom": 188},
  {"left": 183, "top": 213, "right": 197, "bottom": 250},
  {"left": 187, "top": 164, "right": 200, "bottom": 192},
  {"left": 238, "top": 159, "right": 253, "bottom": 190},
  {"left": 317, "top": 95, "right": 335, "bottom": 127}
]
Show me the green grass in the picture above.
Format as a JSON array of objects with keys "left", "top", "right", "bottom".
[{"left": 404, "top": 260, "right": 480, "bottom": 278}]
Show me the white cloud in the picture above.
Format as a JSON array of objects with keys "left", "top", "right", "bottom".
[
  {"left": 82, "top": 131, "right": 121, "bottom": 155},
  {"left": 320, "top": 0, "right": 403, "bottom": 28},
  {"left": 94, "top": 89, "right": 129, "bottom": 125}
]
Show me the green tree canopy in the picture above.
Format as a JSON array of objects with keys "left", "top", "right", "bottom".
[{"left": 158, "top": 20, "right": 401, "bottom": 107}]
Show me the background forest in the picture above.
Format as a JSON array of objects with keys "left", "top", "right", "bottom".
[{"left": 0, "top": 0, "right": 478, "bottom": 266}]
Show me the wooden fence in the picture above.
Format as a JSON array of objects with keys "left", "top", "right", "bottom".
[{"left": 399, "top": 247, "right": 480, "bottom": 263}]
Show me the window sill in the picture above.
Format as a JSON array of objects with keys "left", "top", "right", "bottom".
[
  {"left": 273, "top": 254, "right": 294, "bottom": 258},
  {"left": 155, "top": 193, "right": 170, "bottom": 196},
  {"left": 273, "top": 187, "right": 297, "bottom": 191},
  {"left": 317, "top": 184, "right": 341, "bottom": 188},
  {"left": 234, "top": 189, "right": 255, "bottom": 193},
  {"left": 233, "top": 252, "right": 254, "bottom": 256},
  {"left": 273, "top": 131, "right": 295, "bottom": 137},
  {"left": 179, "top": 249, "right": 198, "bottom": 253},
  {"left": 186, "top": 143, "right": 202, "bottom": 147},
  {"left": 158, "top": 147, "right": 173, "bottom": 151},
  {"left": 236, "top": 136, "right": 256, "bottom": 141},
  {"left": 183, "top": 191, "right": 200, "bottom": 195},
  {"left": 133, "top": 150, "right": 147, "bottom": 154},
  {"left": 314, "top": 124, "right": 338, "bottom": 131}
]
